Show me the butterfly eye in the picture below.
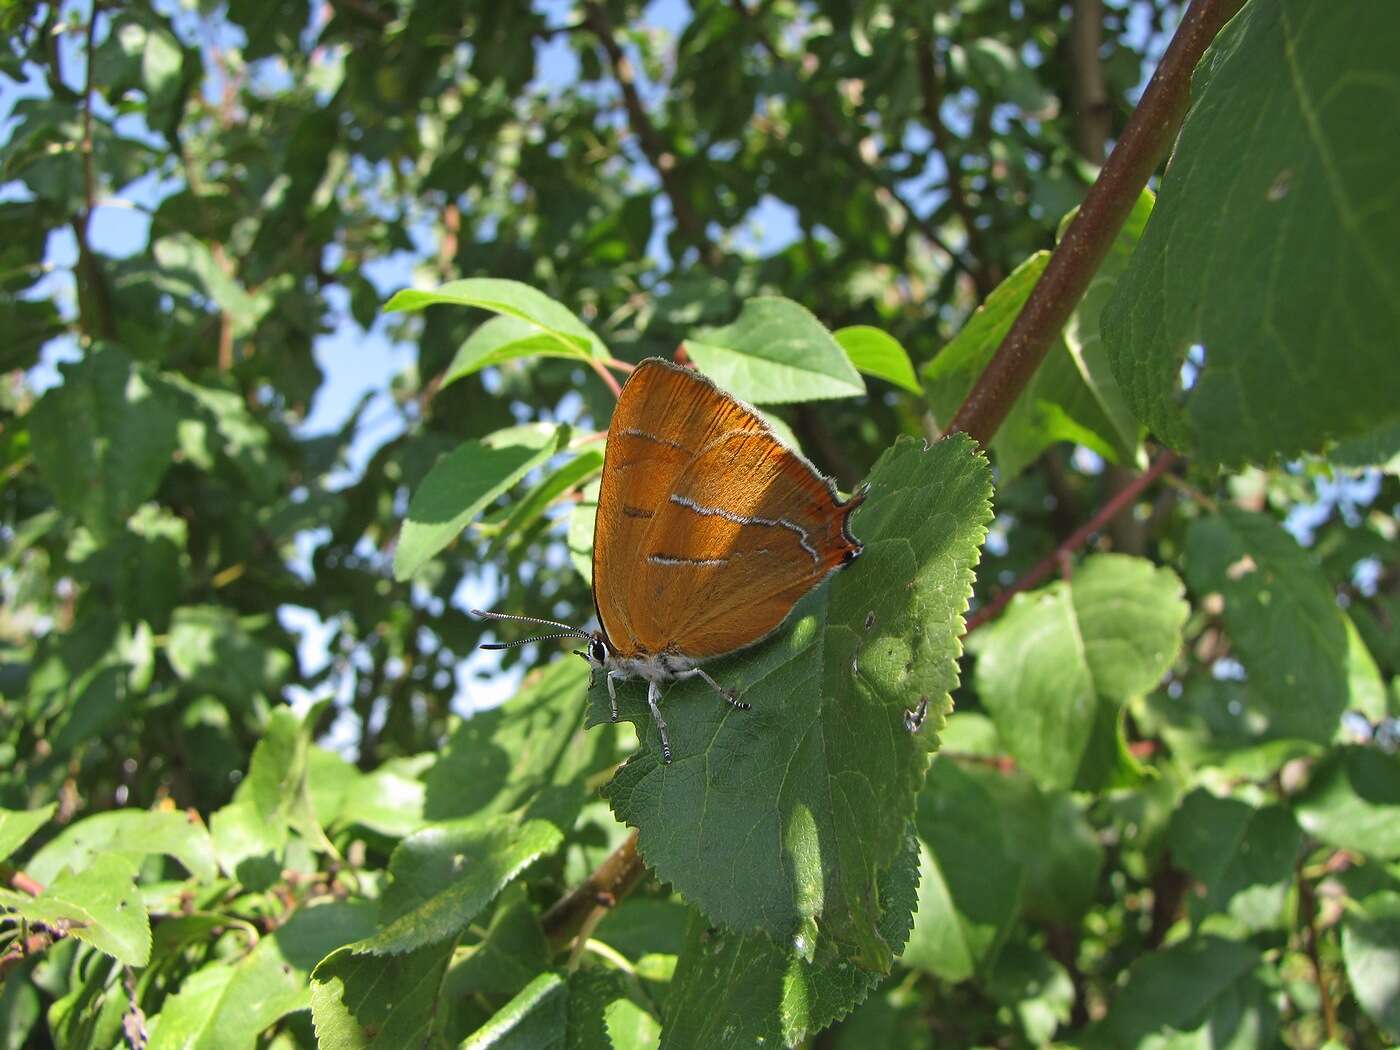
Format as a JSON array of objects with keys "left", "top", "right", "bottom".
[{"left": 589, "top": 638, "right": 608, "bottom": 664}]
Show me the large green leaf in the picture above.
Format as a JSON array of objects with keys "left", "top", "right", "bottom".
[
  {"left": 355, "top": 814, "right": 565, "bottom": 954},
  {"left": 1101, "top": 2, "right": 1400, "bottom": 466},
  {"left": 660, "top": 830, "right": 919, "bottom": 1049},
  {"left": 457, "top": 971, "right": 567, "bottom": 1049},
  {"left": 147, "top": 901, "right": 376, "bottom": 1050},
  {"left": 971, "top": 554, "right": 1187, "bottom": 789},
  {"left": 0, "top": 804, "right": 54, "bottom": 864},
  {"left": 27, "top": 347, "right": 180, "bottom": 540},
  {"left": 0, "top": 854, "right": 150, "bottom": 966},
  {"left": 393, "top": 424, "right": 568, "bottom": 581},
  {"left": 1295, "top": 746, "right": 1400, "bottom": 859},
  {"left": 686, "top": 297, "right": 866, "bottom": 404},
  {"left": 1341, "top": 891, "right": 1400, "bottom": 1039},
  {"left": 1185, "top": 507, "right": 1353, "bottom": 743},
  {"left": 386, "top": 277, "right": 608, "bottom": 359},
  {"left": 588, "top": 435, "right": 992, "bottom": 970}
]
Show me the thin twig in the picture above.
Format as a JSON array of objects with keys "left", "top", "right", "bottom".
[
  {"left": 1298, "top": 864, "right": 1340, "bottom": 1042},
  {"left": 945, "top": 0, "right": 1244, "bottom": 445},
  {"left": 589, "top": 358, "right": 623, "bottom": 399},
  {"left": 964, "top": 450, "right": 1178, "bottom": 633},
  {"left": 542, "top": 830, "right": 648, "bottom": 952},
  {"left": 73, "top": 2, "right": 116, "bottom": 341}
]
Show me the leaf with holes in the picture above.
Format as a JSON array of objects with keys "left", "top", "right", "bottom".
[{"left": 586, "top": 434, "right": 992, "bottom": 971}]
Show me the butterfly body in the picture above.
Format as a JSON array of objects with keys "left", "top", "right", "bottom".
[{"left": 478, "top": 357, "right": 864, "bottom": 763}]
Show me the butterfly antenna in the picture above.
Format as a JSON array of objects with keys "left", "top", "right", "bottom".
[
  {"left": 470, "top": 608, "right": 588, "bottom": 635},
  {"left": 479, "top": 632, "right": 583, "bottom": 651}
]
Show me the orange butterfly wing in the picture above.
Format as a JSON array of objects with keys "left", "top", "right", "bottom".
[{"left": 593, "top": 359, "right": 861, "bottom": 660}]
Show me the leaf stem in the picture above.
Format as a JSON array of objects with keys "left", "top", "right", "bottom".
[
  {"left": 944, "top": 0, "right": 1244, "bottom": 445},
  {"left": 1298, "top": 863, "right": 1340, "bottom": 1043},
  {"left": 964, "top": 449, "right": 1178, "bottom": 633},
  {"left": 589, "top": 358, "right": 624, "bottom": 399}
]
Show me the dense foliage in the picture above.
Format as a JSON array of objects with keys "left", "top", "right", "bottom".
[{"left": 1, "top": 0, "right": 1397, "bottom": 1047}]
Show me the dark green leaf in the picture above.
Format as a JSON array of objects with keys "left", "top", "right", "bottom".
[
  {"left": 166, "top": 605, "right": 292, "bottom": 706},
  {"left": 458, "top": 971, "right": 566, "bottom": 1049},
  {"left": 311, "top": 939, "right": 459, "bottom": 1050},
  {"left": 394, "top": 424, "right": 568, "bottom": 581},
  {"left": 1101, "top": 3, "right": 1400, "bottom": 466},
  {"left": 590, "top": 435, "right": 991, "bottom": 970},
  {"left": 687, "top": 297, "right": 866, "bottom": 403}
]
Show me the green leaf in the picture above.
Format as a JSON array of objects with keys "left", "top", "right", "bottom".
[
  {"left": 356, "top": 814, "right": 564, "bottom": 954},
  {"left": 1168, "top": 789, "right": 1301, "bottom": 931},
  {"left": 444, "top": 315, "right": 598, "bottom": 389},
  {"left": 0, "top": 854, "right": 150, "bottom": 966},
  {"left": 25, "top": 808, "right": 216, "bottom": 885},
  {"left": 393, "top": 424, "right": 568, "bottom": 581},
  {"left": 568, "top": 478, "right": 601, "bottom": 585},
  {"left": 1101, "top": 3, "right": 1400, "bottom": 466},
  {"left": 833, "top": 326, "right": 921, "bottom": 394},
  {"left": 458, "top": 971, "right": 566, "bottom": 1049},
  {"left": 311, "top": 939, "right": 459, "bottom": 1050},
  {"left": 147, "top": 901, "right": 376, "bottom": 1050},
  {"left": 686, "top": 297, "right": 866, "bottom": 403},
  {"left": 493, "top": 449, "right": 605, "bottom": 543},
  {"left": 1295, "top": 746, "right": 1400, "bottom": 859},
  {"left": 0, "top": 804, "right": 54, "bottom": 864},
  {"left": 903, "top": 760, "right": 1022, "bottom": 982},
  {"left": 1341, "top": 891, "right": 1400, "bottom": 1038},
  {"left": 338, "top": 757, "right": 430, "bottom": 838},
  {"left": 27, "top": 347, "right": 180, "bottom": 540},
  {"left": 441, "top": 883, "right": 550, "bottom": 1001},
  {"left": 1061, "top": 187, "right": 1153, "bottom": 464},
  {"left": 385, "top": 278, "right": 607, "bottom": 359},
  {"left": 1185, "top": 507, "right": 1352, "bottom": 742},
  {"left": 971, "top": 554, "right": 1187, "bottom": 789},
  {"left": 1090, "top": 936, "right": 1273, "bottom": 1047},
  {"left": 590, "top": 435, "right": 991, "bottom": 970},
  {"left": 154, "top": 233, "right": 277, "bottom": 336},
  {"left": 984, "top": 941, "right": 1075, "bottom": 1045},
  {"left": 660, "top": 829, "right": 920, "bottom": 1048}
]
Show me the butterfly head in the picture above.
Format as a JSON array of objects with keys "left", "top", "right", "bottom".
[{"left": 572, "top": 631, "right": 612, "bottom": 673}]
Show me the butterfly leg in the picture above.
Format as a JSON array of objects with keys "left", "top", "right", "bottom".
[
  {"left": 606, "top": 671, "right": 626, "bottom": 722},
  {"left": 675, "top": 668, "right": 751, "bottom": 711},
  {"left": 645, "top": 680, "right": 673, "bottom": 764}
]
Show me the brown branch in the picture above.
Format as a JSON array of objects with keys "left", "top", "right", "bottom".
[
  {"left": 542, "top": 829, "right": 647, "bottom": 951},
  {"left": 0, "top": 927, "right": 61, "bottom": 979},
  {"left": 1069, "top": 0, "right": 1112, "bottom": 163},
  {"left": 964, "top": 449, "right": 1178, "bottom": 633},
  {"left": 944, "top": 0, "right": 1244, "bottom": 445},
  {"left": 914, "top": 32, "right": 1000, "bottom": 296},
  {"left": 583, "top": 2, "right": 720, "bottom": 269}
]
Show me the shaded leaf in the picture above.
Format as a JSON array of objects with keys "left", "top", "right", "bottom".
[
  {"left": 458, "top": 971, "right": 566, "bottom": 1049},
  {"left": 1341, "top": 891, "right": 1400, "bottom": 1038},
  {"left": 1295, "top": 746, "right": 1400, "bottom": 859},
  {"left": 311, "top": 939, "right": 458, "bottom": 1050}
]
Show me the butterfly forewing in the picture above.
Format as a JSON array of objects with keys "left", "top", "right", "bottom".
[{"left": 594, "top": 359, "right": 861, "bottom": 661}]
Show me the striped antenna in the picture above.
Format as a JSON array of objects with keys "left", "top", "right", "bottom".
[{"left": 470, "top": 608, "right": 589, "bottom": 652}]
